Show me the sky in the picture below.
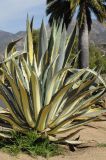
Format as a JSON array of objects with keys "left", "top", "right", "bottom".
[{"left": 0, "top": 0, "right": 47, "bottom": 33}]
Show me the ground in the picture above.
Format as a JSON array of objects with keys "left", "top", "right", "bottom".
[{"left": 0, "top": 121, "right": 106, "bottom": 160}]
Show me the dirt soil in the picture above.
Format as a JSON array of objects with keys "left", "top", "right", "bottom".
[{"left": 0, "top": 121, "right": 106, "bottom": 160}]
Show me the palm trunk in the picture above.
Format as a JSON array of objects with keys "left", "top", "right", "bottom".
[{"left": 78, "top": 17, "right": 89, "bottom": 68}]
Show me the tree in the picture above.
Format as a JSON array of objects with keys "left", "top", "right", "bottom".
[{"left": 46, "top": 0, "right": 106, "bottom": 68}]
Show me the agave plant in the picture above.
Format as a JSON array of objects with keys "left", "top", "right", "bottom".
[{"left": 0, "top": 18, "right": 105, "bottom": 145}]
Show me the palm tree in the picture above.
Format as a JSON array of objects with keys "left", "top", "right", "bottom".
[{"left": 46, "top": 0, "right": 106, "bottom": 68}]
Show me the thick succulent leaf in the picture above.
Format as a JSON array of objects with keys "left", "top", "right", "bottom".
[
  {"left": 18, "top": 79, "right": 35, "bottom": 128},
  {"left": 70, "top": 53, "right": 79, "bottom": 68},
  {"left": 47, "top": 87, "right": 105, "bottom": 134},
  {"left": 0, "top": 94, "right": 21, "bottom": 124},
  {"left": 0, "top": 114, "right": 27, "bottom": 132},
  {"left": 36, "top": 104, "right": 51, "bottom": 131},
  {"left": 38, "top": 20, "right": 48, "bottom": 65},
  {"left": 37, "top": 81, "right": 76, "bottom": 132},
  {"left": 53, "top": 71, "right": 68, "bottom": 94},
  {"left": 49, "top": 92, "right": 90, "bottom": 128},
  {"left": 48, "top": 112, "right": 85, "bottom": 134},
  {"left": 56, "top": 117, "right": 99, "bottom": 135},
  {"left": 26, "top": 17, "right": 38, "bottom": 74},
  {"left": 0, "top": 68, "right": 23, "bottom": 112},
  {"left": 47, "top": 82, "right": 76, "bottom": 125},
  {"left": 0, "top": 133, "right": 12, "bottom": 138},
  {"left": 48, "top": 22, "right": 56, "bottom": 63},
  {"left": 0, "top": 83, "right": 24, "bottom": 120},
  {"left": 5, "top": 38, "right": 22, "bottom": 58},
  {"left": 65, "top": 69, "right": 85, "bottom": 85},
  {"left": 51, "top": 22, "right": 63, "bottom": 74},
  {"left": 63, "top": 24, "right": 77, "bottom": 66},
  {"left": 12, "top": 58, "right": 28, "bottom": 90},
  {"left": 45, "top": 68, "right": 80, "bottom": 105},
  {"left": 21, "top": 57, "right": 31, "bottom": 77},
  {"left": 4, "top": 48, "right": 16, "bottom": 77},
  {"left": 38, "top": 50, "right": 49, "bottom": 79},
  {"left": 21, "top": 56, "right": 31, "bottom": 81},
  {"left": 60, "top": 88, "right": 104, "bottom": 118},
  {"left": 49, "top": 117, "right": 96, "bottom": 135},
  {"left": 78, "top": 108, "right": 106, "bottom": 119},
  {"left": 1, "top": 51, "right": 25, "bottom": 64},
  {"left": 55, "top": 26, "right": 67, "bottom": 72},
  {"left": 30, "top": 16, "right": 34, "bottom": 32},
  {"left": 26, "top": 17, "right": 34, "bottom": 65},
  {"left": 75, "top": 77, "right": 96, "bottom": 95},
  {"left": 53, "top": 88, "right": 103, "bottom": 127},
  {"left": 78, "top": 88, "right": 105, "bottom": 111},
  {"left": 9, "top": 59, "right": 16, "bottom": 80},
  {"left": 85, "top": 68, "right": 106, "bottom": 87},
  {"left": 42, "top": 55, "right": 59, "bottom": 103},
  {"left": 21, "top": 64, "right": 30, "bottom": 91},
  {"left": 47, "top": 135, "right": 58, "bottom": 142},
  {"left": 65, "top": 140, "right": 83, "bottom": 145},
  {"left": 57, "top": 129, "right": 83, "bottom": 142},
  {"left": 31, "top": 70, "right": 42, "bottom": 121}
]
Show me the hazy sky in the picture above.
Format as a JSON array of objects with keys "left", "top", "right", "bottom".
[{"left": 0, "top": 0, "right": 47, "bottom": 33}]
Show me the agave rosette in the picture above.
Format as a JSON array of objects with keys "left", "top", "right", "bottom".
[{"left": 0, "top": 18, "right": 105, "bottom": 144}]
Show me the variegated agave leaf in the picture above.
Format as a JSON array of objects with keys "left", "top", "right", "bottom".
[{"left": 0, "top": 19, "right": 105, "bottom": 145}]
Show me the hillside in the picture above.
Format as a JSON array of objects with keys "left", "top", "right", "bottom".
[
  {"left": 0, "top": 31, "right": 25, "bottom": 58},
  {"left": 0, "top": 21, "right": 105, "bottom": 58}
]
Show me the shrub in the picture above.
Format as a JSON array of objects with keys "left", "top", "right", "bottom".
[
  {"left": 89, "top": 44, "right": 106, "bottom": 74},
  {"left": 0, "top": 131, "right": 62, "bottom": 157}
]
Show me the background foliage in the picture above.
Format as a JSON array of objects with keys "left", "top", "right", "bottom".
[{"left": 32, "top": 30, "right": 106, "bottom": 73}]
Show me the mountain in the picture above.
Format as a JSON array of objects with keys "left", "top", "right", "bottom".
[
  {"left": 67, "top": 20, "right": 106, "bottom": 44},
  {"left": 0, "top": 30, "right": 25, "bottom": 59},
  {"left": 0, "top": 21, "right": 106, "bottom": 58},
  {"left": 0, "top": 30, "right": 15, "bottom": 55},
  {"left": 90, "top": 21, "right": 106, "bottom": 44}
]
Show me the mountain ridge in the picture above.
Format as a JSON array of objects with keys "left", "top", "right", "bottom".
[{"left": 0, "top": 21, "right": 105, "bottom": 58}]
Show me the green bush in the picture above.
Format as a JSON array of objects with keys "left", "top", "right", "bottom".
[
  {"left": 0, "top": 132, "right": 62, "bottom": 157},
  {"left": 90, "top": 44, "right": 106, "bottom": 73}
]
